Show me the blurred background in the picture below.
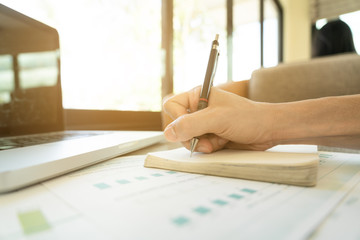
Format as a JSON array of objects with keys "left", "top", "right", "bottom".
[{"left": 0, "top": 0, "right": 358, "bottom": 120}]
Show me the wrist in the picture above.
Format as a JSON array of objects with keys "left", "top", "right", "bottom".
[
  {"left": 268, "top": 101, "right": 316, "bottom": 145},
  {"left": 267, "top": 96, "right": 360, "bottom": 146},
  {"left": 268, "top": 103, "right": 294, "bottom": 145},
  {"left": 262, "top": 102, "right": 283, "bottom": 146}
]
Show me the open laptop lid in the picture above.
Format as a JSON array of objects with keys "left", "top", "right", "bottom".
[{"left": 0, "top": 4, "right": 64, "bottom": 137}]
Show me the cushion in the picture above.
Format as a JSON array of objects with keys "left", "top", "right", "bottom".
[{"left": 249, "top": 53, "right": 360, "bottom": 102}]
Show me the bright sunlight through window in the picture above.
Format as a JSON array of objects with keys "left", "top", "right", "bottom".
[{"left": 1, "top": 0, "right": 163, "bottom": 111}]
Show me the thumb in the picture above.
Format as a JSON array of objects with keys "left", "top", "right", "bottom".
[{"left": 164, "top": 110, "right": 214, "bottom": 142}]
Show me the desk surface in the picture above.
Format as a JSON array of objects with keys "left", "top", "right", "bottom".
[{"left": 1, "top": 143, "right": 360, "bottom": 240}]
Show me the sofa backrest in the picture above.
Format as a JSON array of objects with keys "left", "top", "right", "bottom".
[{"left": 248, "top": 53, "right": 360, "bottom": 102}]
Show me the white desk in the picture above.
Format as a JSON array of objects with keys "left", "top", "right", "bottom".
[{"left": 1, "top": 143, "right": 360, "bottom": 240}]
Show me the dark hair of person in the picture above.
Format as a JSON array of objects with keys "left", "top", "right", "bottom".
[{"left": 312, "top": 19, "right": 356, "bottom": 58}]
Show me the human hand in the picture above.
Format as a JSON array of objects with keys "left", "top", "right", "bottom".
[{"left": 163, "top": 86, "right": 276, "bottom": 153}]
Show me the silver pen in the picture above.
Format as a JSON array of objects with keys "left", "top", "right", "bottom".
[{"left": 190, "top": 34, "right": 220, "bottom": 157}]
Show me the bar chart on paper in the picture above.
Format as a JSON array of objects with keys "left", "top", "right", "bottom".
[
  {"left": 42, "top": 156, "right": 279, "bottom": 231},
  {"left": 41, "top": 151, "right": 360, "bottom": 240},
  {"left": 3, "top": 148, "right": 360, "bottom": 240}
]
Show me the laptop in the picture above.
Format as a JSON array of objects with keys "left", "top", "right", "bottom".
[{"left": 0, "top": 4, "right": 164, "bottom": 193}]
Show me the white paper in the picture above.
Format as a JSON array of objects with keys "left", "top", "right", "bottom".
[
  {"left": 43, "top": 149, "right": 360, "bottom": 240},
  {"left": 1, "top": 146, "right": 360, "bottom": 240},
  {"left": 0, "top": 184, "right": 111, "bottom": 240}
]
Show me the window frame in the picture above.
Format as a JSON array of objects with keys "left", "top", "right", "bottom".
[
  {"left": 64, "top": 0, "right": 283, "bottom": 131},
  {"left": 64, "top": 109, "right": 162, "bottom": 131}
]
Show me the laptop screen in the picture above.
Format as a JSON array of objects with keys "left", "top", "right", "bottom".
[{"left": 0, "top": 4, "right": 64, "bottom": 137}]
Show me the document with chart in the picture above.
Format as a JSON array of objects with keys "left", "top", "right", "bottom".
[{"left": 1, "top": 146, "right": 360, "bottom": 240}]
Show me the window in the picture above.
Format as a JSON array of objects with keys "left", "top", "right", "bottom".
[
  {"left": 0, "top": 0, "right": 283, "bottom": 130},
  {"left": 263, "top": 0, "right": 282, "bottom": 67},
  {"left": 233, "top": 0, "right": 261, "bottom": 81},
  {"left": 232, "top": 0, "right": 282, "bottom": 81},
  {"left": 173, "top": 0, "right": 227, "bottom": 94},
  {"left": 172, "top": 0, "right": 283, "bottom": 91},
  {"left": 339, "top": 11, "right": 360, "bottom": 53},
  {"left": 1, "top": 0, "right": 163, "bottom": 111}
]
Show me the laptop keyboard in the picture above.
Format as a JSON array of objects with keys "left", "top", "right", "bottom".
[{"left": 0, "top": 131, "right": 108, "bottom": 150}]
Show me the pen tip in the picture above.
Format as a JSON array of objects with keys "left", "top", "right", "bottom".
[
  {"left": 190, "top": 138, "right": 199, "bottom": 158},
  {"left": 215, "top": 34, "right": 219, "bottom": 41}
]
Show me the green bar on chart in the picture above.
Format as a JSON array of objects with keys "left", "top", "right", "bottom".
[
  {"left": 94, "top": 182, "right": 111, "bottom": 189},
  {"left": 173, "top": 216, "right": 190, "bottom": 226},
  {"left": 18, "top": 209, "right": 51, "bottom": 235},
  {"left": 212, "top": 199, "right": 228, "bottom": 206},
  {"left": 135, "top": 176, "right": 148, "bottom": 181},
  {"left": 319, "top": 153, "right": 332, "bottom": 159},
  {"left": 241, "top": 188, "right": 256, "bottom": 194},
  {"left": 194, "top": 206, "right": 211, "bottom": 215},
  {"left": 117, "top": 179, "right": 131, "bottom": 184},
  {"left": 229, "top": 193, "right": 244, "bottom": 200},
  {"left": 151, "top": 173, "right": 163, "bottom": 177}
]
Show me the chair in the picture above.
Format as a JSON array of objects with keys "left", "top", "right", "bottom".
[{"left": 249, "top": 53, "right": 360, "bottom": 103}]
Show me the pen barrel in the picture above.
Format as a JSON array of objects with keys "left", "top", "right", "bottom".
[{"left": 198, "top": 39, "right": 219, "bottom": 110}]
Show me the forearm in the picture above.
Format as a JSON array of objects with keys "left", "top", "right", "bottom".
[
  {"left": 270, "top": 94, "right": 360, "bottom": 149},
  {"left": 217, "top": 80, "right": 249, "bottom": 98}
]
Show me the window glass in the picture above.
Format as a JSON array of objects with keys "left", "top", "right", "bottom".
[
  {"left": 1, "top": 0, "right": 284, "bottom": 109},
  {"left": 173, "top": 0, "right": 227, "bottom": 93},
  {"left": 263, "top": 0, "right": 279, "bottom": 68},
  {"left": 1, "top": 0, "right": 162, "bottom": 111},
  {"left": 233, "top": 0, "right": 260, "bottom": 81},
  {"left": 340, "top": 10, "right": 360, "bottom": 53}
]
